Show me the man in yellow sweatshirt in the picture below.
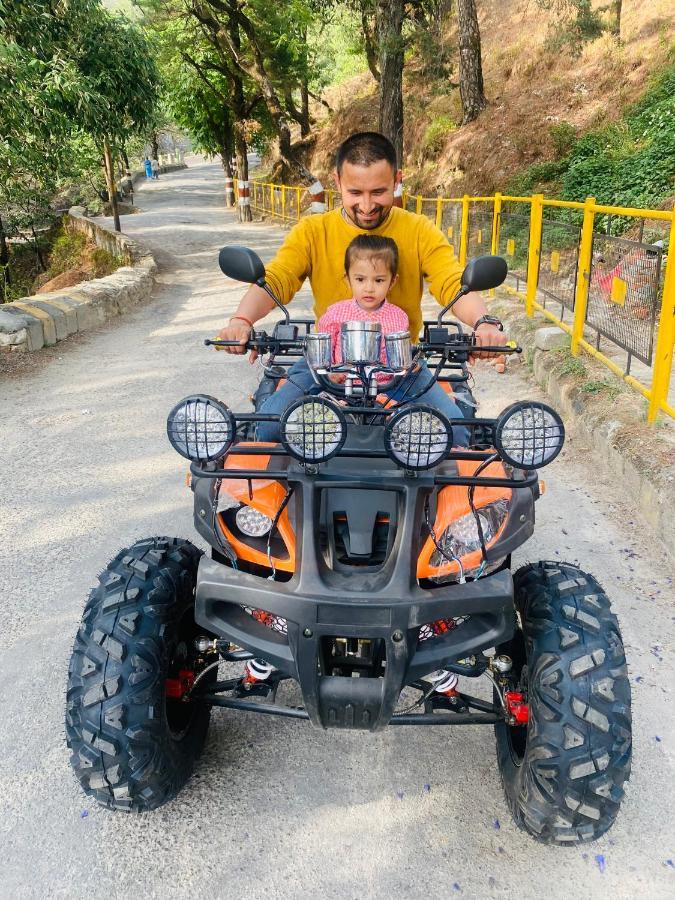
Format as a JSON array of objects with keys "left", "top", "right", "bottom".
[{"left": 217, "top": 132, "right": 507, "bottom": 445}]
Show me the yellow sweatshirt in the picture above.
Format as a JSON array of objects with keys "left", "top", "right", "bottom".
[{"left": 264, "top": 206, "right": 463, "bottom": 339}]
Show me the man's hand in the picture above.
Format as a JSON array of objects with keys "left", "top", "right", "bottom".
[
  {"left": 470, "top": 322, "right": 507, "bottom": 374},
  {"left": 215, "top": 318, "right": 258, "bottom": 363}
]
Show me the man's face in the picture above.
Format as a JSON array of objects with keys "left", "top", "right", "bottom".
[{"left": 334, "top": 159, "right": 401, "bottom": 230}]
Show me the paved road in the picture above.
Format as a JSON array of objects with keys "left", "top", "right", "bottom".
[{"left": 1, "top": 159, "right": 673, "bottom": 900}]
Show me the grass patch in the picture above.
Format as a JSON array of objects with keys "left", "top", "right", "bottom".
[
  {"left": 581, "top": 379, "right": 623, "bottom": 400},
  {"left": 553, "top": 346, "right": 587, "bottom": 378}
]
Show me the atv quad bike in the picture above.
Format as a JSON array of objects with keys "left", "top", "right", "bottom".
[{"left": 66, "top": 248, "right": 631, "bottom": 843}]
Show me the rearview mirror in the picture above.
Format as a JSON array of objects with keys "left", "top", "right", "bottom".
[
  {"left": 461, "top": 255, "right": 508, "bottom": 293},
  {"left": 218, "top": 245, "right": 265, "bottom": 284}
]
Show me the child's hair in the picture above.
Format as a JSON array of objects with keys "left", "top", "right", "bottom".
[{"left": 344, "top": 235, "right": 398, "bottom": 279}]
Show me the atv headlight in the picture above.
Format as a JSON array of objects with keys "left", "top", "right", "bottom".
[
  {"left": 384, "top": 405, "right": 452, "bottom": 470},
  {"left": 280, "top": 396, "right": 347, "bottom": 462},
  {"left": 167, "top": 394, "right": 235, "bottom": 462},
  {"left": 495, "top": 401, "right": 564, "bottom": 469},
  {"left": 235, "top": 505, "right": 273, "bottom": 537},
  {"left": 430, "top": 499, "right": 509, "bottom": 567}
]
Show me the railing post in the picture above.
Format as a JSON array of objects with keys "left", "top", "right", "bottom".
[
  {"left": 525, "top": 194, "right": 544, "bottom": 317},
  {"left": 281, "top": 185, "right": 286, "bottom": 220},
  {"left": 435, "top": 197, "right": 443, "bottom": 230},
  {"left": 571, "top": 196, "right": 596, "bottom": 354},
  {"left": 491, "top": 192, "right": 502, "bottom": 255},
  {"left": 459, "top": 195, "right": 470, "bottom": 267},
  {"left": 416, "top": 194, "right": 423, "bottom": 215},
  {"left": 489, "top": 193, "right": 503, "bottom": 297},
  {"left": 296, "top": 186, "right": 301, "bottom": 220},
  {"left": 647, "top": 207, "right": 675, "bottom": 422},
  {"left": 269, "top": 183, "right": 273, "bottom": 215}
]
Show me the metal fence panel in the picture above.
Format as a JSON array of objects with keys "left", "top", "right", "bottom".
[
  {"left": 467, "top": 202, "right": 493, "bottom": 260},
  {"left": 440, "top": 201, "right": 462, "bottom": 258},
  {"left": 538, "top": 218, "right": 581, "bottom": 312},
  {"left": 497, "top": 211, "right": 530, "bottom": 281},
  {"left": 586, "top": 234, "right": 662, "bottom": 366}
]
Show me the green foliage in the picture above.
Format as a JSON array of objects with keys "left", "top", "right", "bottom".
[
  {"left": 48, "top": 228, "right": 88, "bottom": 277},
  {"left": 560, "top": 63, "right": 675, "bottom": 209},
  {"left": 423, "top": 115, "right": 456, "bottom": 154},
  {"left": 0, "top": 0, "right": 159, "bottom": 268},
  {"left": 581, "top": 379, "right": 622, "bottom": 400},
  {"left": 549, "top": 121, "right": 577, "bottom": 159},
  {"left": 90, "top": 246, "right": 118, "bottom": 277},
  {"left": 538, "top": 1, "right": 604, "bottom": 54},
  {"left": 506, "top": 160, "right": 569, "bottom": 195},
  {"left": 554, "top": 347, "right": 587, "bottom": 378},
  {"left": 506, "top": 62, "right": 675, "bottom": 227}
]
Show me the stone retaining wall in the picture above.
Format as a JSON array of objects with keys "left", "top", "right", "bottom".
[{"left": 0, "top": 209, "right": 158, "bottom": 352}]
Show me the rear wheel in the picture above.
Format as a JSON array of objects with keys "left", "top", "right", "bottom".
[
  {"left": 66, "top": 537, "right": 213, "bottom": 812},
  {"left": 495, "top": 561, "right": 631, "bottom": 844}
]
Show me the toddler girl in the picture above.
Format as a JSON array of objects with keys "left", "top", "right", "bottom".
[{"left": 317, "top": 234, "right": 409, "bottom": 370}]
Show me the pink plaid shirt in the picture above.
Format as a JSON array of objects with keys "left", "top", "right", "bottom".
[{"left": 316, "top": 298, "right": 409, "bottom": 366}]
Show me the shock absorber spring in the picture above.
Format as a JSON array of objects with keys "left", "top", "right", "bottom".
[
  {"left": 429, "top": 669, "right": 459, "bottom": 694},
  {"left": 243, "top": 658, "right": 274, "bottom": 684}
]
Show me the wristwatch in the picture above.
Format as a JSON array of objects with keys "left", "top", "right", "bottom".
[{"left": 473, "top": 315, "right": 504, "bottom": 332}]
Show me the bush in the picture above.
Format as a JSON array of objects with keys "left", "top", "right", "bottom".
[
  {"left": 48, "top": 226, "right": 88, "bottom": 277},
  {"left": 90, "top": 247, "right": 118, "bottom": 278},
  {"left": 423, "top": 115, "right": 457, "bottom": 155},
  {"left": 549, "top": 121, "right": 577, "bottom": 158}
]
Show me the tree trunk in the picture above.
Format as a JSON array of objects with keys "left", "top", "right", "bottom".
[
  {"left": 0, "top": 212, "right": 11, "bottom": 290},
  {"left": 121, "top": 145, "right": 130, "bottom": 171},
  {"left": 360, "top": 0, "right": 380, "bottom": 81},
  {"left": 300, "top": 79, "right": 310, "bottom": 137},
  {"left": 31, "top": 224, "right": 47, "bottom": 272},
  {"left": 457, "top": 0, "right": 486, "bottom": 124},
  {"left": 221, "top": 151, "right": 236, "bottom": 208},
  {"left": 103, "top": 138, "right": 121, "bottom": 233},
  {"left": 234, "top": 128, "right": 252, "bottom": 223},
  {"left": 151, "top": 132, "right": 160, "bottom": 161},
  {"left": 377, "top": 0, "right": 405, "bottom": 166},
  {"left": 611, "top": 0, "right": 622, "bottom": 38}
]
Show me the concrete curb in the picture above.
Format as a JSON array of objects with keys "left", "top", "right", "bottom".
[
  {"left": 494, "top": 289, "right": 675, "bottom": 562},
  {"left": 0, "top": 209, "right": 158, "bottom": 353}
]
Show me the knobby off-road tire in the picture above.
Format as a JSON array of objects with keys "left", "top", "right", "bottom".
[
  {"left": 495, "top": 561, "right": 631, "bottom": 844},
  {"left": 66, "top": 537, "right": 212, "bottom": 812}
]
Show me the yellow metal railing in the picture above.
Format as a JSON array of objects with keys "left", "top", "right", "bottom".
[{"left": 234, "top": 177, "right": 675, "bottom": 423}]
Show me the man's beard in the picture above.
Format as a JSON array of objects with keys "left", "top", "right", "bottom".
[{"left": 343, "top": 205, "right": 389, "bottom": 229}]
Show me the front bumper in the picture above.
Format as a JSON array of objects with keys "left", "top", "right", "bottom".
[{"left": 195, "top": 557, "right": 515, "bottom": 731}]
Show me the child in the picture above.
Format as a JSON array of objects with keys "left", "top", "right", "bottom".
[{"left": 317, "top": 234, "right": 409, "bottom": 371}]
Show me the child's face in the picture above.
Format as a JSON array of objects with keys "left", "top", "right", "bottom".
[{"left": 347, "top": 255, "right": 396, "bottom": 310}]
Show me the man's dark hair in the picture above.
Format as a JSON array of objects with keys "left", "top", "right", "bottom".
[
  {"left": 345, "top": 235, "right": 398, "bottom": 277},
  {"left": 335, "top": 132, "right": 397, "bottom": 173}
]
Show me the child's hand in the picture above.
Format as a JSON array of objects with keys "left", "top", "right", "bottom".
[{"left": 328, "top": 372, "right": 347, "bottom": 384}]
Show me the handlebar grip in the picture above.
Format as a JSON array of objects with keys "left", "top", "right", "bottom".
[{"left": 204, "top": 338, "right": 250, "bottom": 348}]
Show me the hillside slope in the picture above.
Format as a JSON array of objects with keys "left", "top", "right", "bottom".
[{"left": 308, "top": 0, "right": 674, "bottom": 200}]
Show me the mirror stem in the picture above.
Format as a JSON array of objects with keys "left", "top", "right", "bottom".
[
  {"left": 437, "top": 286, "right": 468, "bottom": 326},
  {"left": 257, "top": 278, "right": 290, "bottom": 323}
]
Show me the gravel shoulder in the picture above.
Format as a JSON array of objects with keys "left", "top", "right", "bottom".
[{"left": 1, "top": 158, "right": 673, "bottom": 900}]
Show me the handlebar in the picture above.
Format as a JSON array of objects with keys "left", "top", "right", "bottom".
[{"left": 204, "top": 337, "right": 522, "bottom": 355}]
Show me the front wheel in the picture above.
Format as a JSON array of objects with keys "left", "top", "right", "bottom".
[
  {"left": 66, "top": 537, "right": 213, "bottom": 811},
  {"left": 495, "top": 561, "right": 631, "bottom": 844}
]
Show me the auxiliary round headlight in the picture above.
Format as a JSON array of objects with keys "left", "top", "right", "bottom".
[
  {"left": 167, "top": 394, "right": 235, "bottom": 462},
  {"left": 495, "top": 401, "right": 564, "bottom": 469},
  {"left": 235, "top": 505, "right": 273, "bottom": 537},
  {"left": 280, "top": 396, "right": 347, "bottom": 463},
  {"left": 384, "top": 404, "right": 452, "bottom": 470}
]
